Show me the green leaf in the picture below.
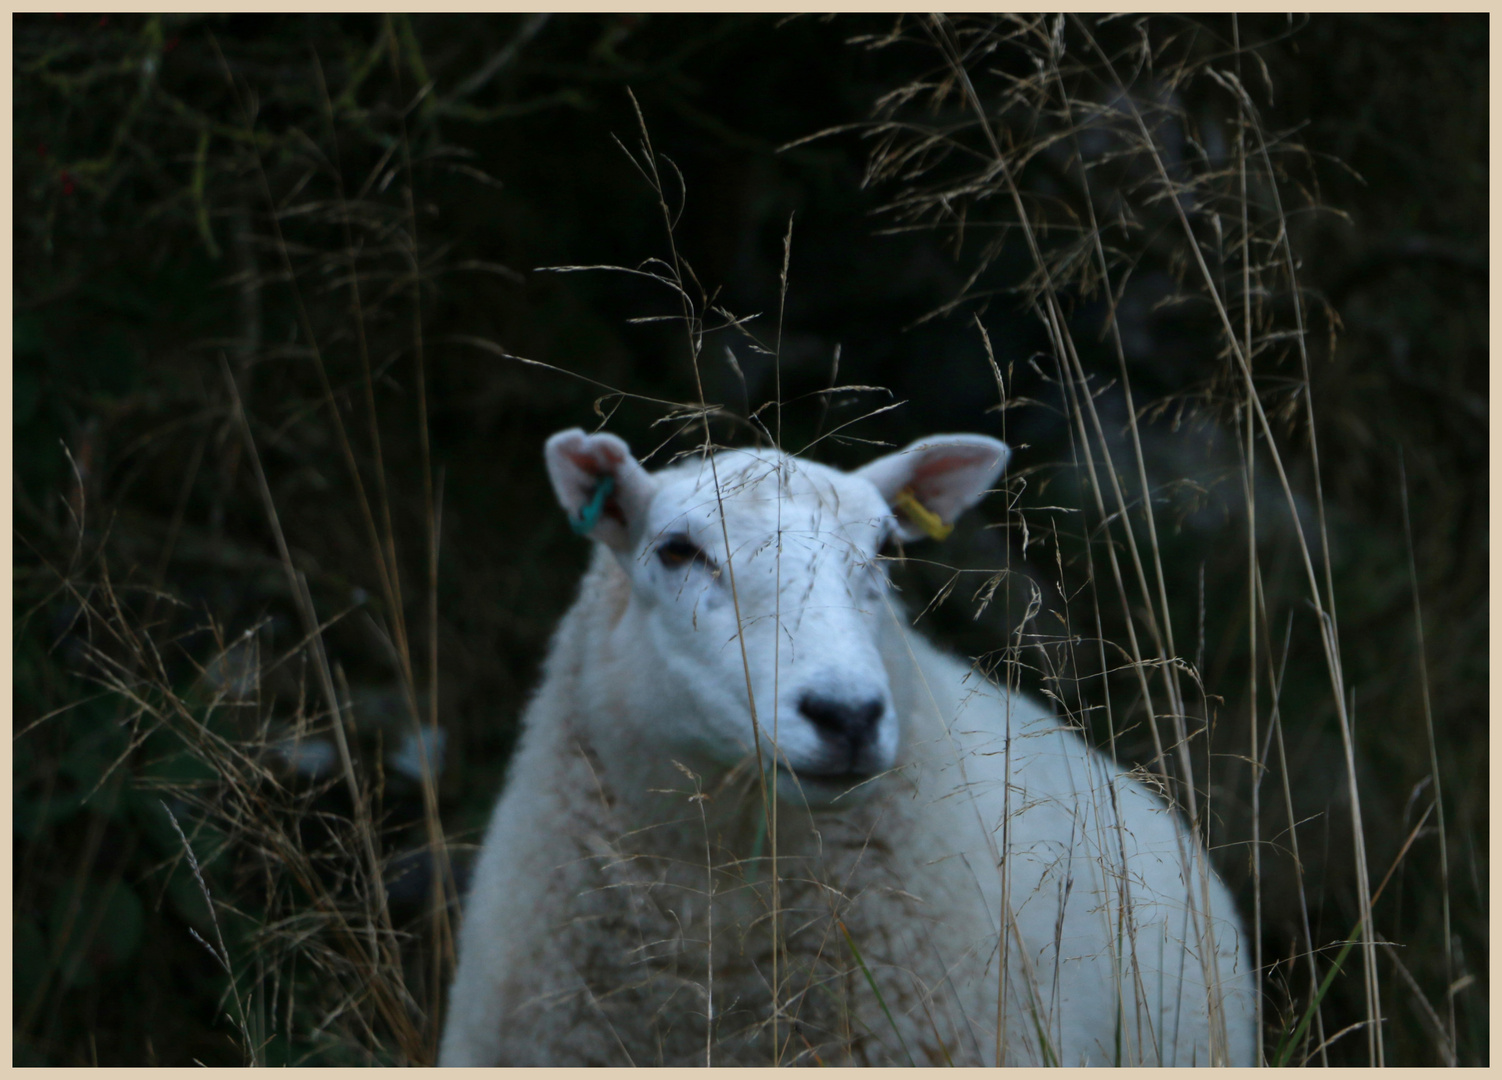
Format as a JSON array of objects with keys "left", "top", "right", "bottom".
[
  {"left": 140, "top": 747, "right": 217, "bottom": 786},
  {"left": 96, "top": 880, "right": 145, "bottom": 967},
  {"left": 13, "top": 788, "right": 88, "bottom": 839},
  {"left": 13, "top": 312, "right": 46, "bottom": 357},
  {"left": 14, "top": 914, "right": 49, "bottom": 1010},
  {"left": 14, "top": 367, "right": 41, "bottom": 426},
  {"left": 46, "top": 877, "right": 146, "bottom": 987}
]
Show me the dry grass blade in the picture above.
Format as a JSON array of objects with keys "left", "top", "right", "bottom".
[
  {"left": 822, "top": 12, "right": 1467, "bottom": 1066},
  {"left": 161, "top": 800, "right": 258, "bottom": 1065},
  {"left": 13, "top": 13, "right": 1478, "bottom": 1067}
]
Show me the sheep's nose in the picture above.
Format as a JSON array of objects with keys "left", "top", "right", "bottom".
[{"left": 798, "top": 694, "right": 885, "bottom": 744}]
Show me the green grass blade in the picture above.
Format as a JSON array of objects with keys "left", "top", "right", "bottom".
[
  {"left": 1272, "top": 922, "right": 1360, "bottom": 1067},
  {"left": 839, "top": 919, "right": 916, "bottom": 1067}
]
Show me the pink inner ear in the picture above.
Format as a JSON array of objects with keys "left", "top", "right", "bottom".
[
  {"left": 565, "top": 445, "right": 621, "bottom": 475},
  {"left": 564, "top": 446, "right": 627, "bottom": 525},
  {"left": 912, "top": 450, "right": 988, "bottom": 487}
]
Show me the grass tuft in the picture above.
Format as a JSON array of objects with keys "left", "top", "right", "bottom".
[{"left": 13, "top": 13, "right": 1484, "bottom": 1066}]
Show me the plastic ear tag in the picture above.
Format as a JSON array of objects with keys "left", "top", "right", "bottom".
[
  {"left": 893, "top": 487, "right": 953, "bottom": 541},
  {"left": 570, "top": 474, "right": 616, "bottom": 536}
]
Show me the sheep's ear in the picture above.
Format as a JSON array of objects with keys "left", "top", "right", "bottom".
[
  {"left": 855, "top": 434, "right": 1010, "bottom": 542},
  {"left": 544, "top": 428, "right": 659, "bottom": 552}
]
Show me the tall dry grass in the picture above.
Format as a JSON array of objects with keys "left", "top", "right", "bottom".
[
  {"left": 16, "top": 16, "right": 472, "bottom": 1064},
  {"left": 13, "top": 12, "right": 1483, "bottom": 1066},
  {"left": 801, "top": 14, "right": 1473, "bottom": 1065}
]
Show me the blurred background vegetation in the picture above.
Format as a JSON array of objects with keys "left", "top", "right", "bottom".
[{"left": 12, "top": 13, "right": 1486, "bottom": 1066}]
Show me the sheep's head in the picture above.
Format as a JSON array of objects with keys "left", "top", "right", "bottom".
[{"left": 545, "top": 428, "right": 1009, "bottom": 803}]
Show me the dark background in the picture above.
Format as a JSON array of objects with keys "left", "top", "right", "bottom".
[{"left": 13, "top": 14, "right": 1487, "bottom": 1065}]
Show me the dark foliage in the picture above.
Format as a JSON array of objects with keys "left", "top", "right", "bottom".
[{"left": 13, "top": 13, "right": 1486, "bottom": 1065}]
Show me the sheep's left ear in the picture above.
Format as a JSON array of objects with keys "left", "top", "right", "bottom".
[
  {"left": 855, "top": 434, "right": 1010, "bottom": 541},
  {"left": 544, "top": 428, "right": 660, "bottom": 552}
]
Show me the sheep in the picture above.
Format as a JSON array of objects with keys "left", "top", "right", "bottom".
[{"left": 439, "top": 427, "right": 1257, "bottom": 1067}]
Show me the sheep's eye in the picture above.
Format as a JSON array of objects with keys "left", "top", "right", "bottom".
[{"left": 657, "top": 535, "right": 708, "bottom": 570}]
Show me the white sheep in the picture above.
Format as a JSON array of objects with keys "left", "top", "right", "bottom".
[{"left": 439, "top": 428, "right": 1257, "bottom": 1067}]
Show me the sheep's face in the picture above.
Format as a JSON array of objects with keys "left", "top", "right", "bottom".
[
  {"left": 545, "top": 430, "right": 1009, "bottom": 804},
  {"left": 628, "top": 453, "right": 900, "bottom": 796}
]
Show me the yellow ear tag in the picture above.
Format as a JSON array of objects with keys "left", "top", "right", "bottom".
[{"left": 893, "top": 487, "right": 953, "bottom": 541}]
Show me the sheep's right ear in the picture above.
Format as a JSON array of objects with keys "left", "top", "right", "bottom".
[
  {"left": 544, "top": 428, "right": 659, "bottom": 552},
  {"left": 855, "top": 434, "right": 1009, "bottom": 542}
]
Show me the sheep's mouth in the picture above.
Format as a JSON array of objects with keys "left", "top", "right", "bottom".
[
  {"left": 777, "top": 763, "right": 884, "bottom": 800},
  {"left": 790, "top": 765, "right": 873, "bottom": 784}
]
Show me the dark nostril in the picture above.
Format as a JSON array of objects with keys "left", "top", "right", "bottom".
[{"left": 798, "top": 694, "right": 885, "bottom": 739}]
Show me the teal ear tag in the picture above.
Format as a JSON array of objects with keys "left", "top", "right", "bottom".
[{"left": 570, "top": 474, "right": 616, "bottom": 536}]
